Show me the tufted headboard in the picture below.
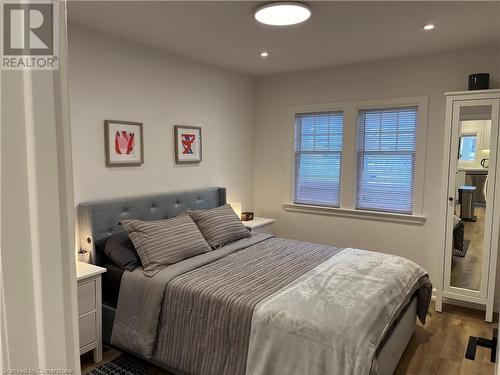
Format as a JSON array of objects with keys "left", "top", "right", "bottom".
[{"left": 77, "top": 187, "right": 226, "bottom": 264}]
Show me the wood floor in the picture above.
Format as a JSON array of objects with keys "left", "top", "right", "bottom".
[
  {"left": 451, "top": 206, "right": 485, "bottom": 291},
  {"left": 394, "top": 302, "right": 496, "bottom": 375},
  {"left": 82, "top": 303, "right": 497, "bottom": 375}
]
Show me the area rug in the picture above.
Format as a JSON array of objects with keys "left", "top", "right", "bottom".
[
  {"left": 88, "top": 355, "right": 160, "bottom": 375},
  {"left": 453, "top": 239, "right": 470, "bottom": 258}
]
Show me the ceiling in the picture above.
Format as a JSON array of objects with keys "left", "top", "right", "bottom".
[{"left": 68, "top": 1, "right": 500, "bottom": 76}]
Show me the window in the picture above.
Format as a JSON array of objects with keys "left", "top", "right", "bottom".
[
  {"left": 356, "top": 107, "right": 417, "bottom": 214},
  {"left": 459, "top": 135, "right": 477, "bottom": 161},
  {"left": 294, "top": 112, "right": 343, "bottom": 207},
  {"left": 287, "top": 97, "right": 427, "bottom": 224}
]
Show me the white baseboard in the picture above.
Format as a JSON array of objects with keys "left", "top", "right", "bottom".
[{"left": 431, "top": 288, "right": 500, "bottom": 313}]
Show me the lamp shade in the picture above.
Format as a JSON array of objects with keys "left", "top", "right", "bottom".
[{"left": 229, "top": 202, "right": 242, "bottom": 218}]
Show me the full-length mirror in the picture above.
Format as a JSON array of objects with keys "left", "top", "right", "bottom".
[
  {"left": 450, "top": 105, "right": 492, "bottom": 291},
  {"left": 439, "top": 91, "right": 500, "bottom": 322}
]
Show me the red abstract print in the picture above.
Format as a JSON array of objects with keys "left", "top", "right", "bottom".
[
  {"left": 115, "top": 131, "right": 135, "bottom": 155},
  {"left": 181, "top": 133, "right": 196, "bottom": 154}
]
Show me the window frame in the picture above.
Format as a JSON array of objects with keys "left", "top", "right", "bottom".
[
  {"left": 355, "top": 106, "right": 419, "bottom": 215},
  {"left": 293, "top": 111, "right": 344, "bottom": 208},
  {"left": 286, "top": 96, "right": 428, "bottom": 224}
]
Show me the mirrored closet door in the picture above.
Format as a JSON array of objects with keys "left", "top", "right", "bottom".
[{"left": 438, "top": 90, "right": 500, "bottom": 322}]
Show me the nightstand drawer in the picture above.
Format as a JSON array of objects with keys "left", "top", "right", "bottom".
[
  {"left": 79, "top": 312, "right": 96, "bottom": 348},
  {"left": 78, "top": 281, "right": 96, "bottom": 316}
]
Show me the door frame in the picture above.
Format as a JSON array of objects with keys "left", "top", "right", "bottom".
[{"left": 0, "top": 0, "right": 80, "bottom": 369}]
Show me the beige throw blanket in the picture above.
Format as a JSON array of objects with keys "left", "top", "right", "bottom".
[{"left": 246, "top": 248, "right": 430, "bottom": 375}]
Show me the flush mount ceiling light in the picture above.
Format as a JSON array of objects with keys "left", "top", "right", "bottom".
[
  {"left": 423, "top": 24, "right": 435, "bottom": 30},
  {"left": 255, "top": 2, "right": 311, "bottom": 26},
  {"left": 260, "top": 51, "right": 270, "bottom": 58}
]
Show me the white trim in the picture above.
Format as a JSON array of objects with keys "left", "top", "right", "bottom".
[
  {"left": 55, "top": 3, "right": 81, "bottom": 368},
  {"left": 283, "top": 203, "right": 426, "bottom": 225},
  {"left": 435, "top": 94, "right": 456, "bottom": 315},
  {"left": 445, "top": 89, "right": 500, "bottom": 97},
  {"left": 0, "top": 37, "right": 4, "bottom": 370},
  {"left": 487, "top": 98, "right": 500, "bottom": 323},
  {"left": 23, "top": 67, "right": 48, "bottom": 367},
  {"left": 289, "top": 96, "right": 428, "bottom": 219},
  {"left": 432, "top": 288, "right": 500, "bottom": 314},
  {"left": 442, "top": 290, "right": 487, "bottom": 306}
]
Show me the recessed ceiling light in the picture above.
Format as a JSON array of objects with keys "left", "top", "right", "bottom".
[
  {"left": 423, "top": 24, "right": 435, "bottom": 30},
  {"left": 255, "top": 2, "right": 311, "bottom": 26},
  {"left": 260, "top": 51, "right": 270, "bottom": 58}
]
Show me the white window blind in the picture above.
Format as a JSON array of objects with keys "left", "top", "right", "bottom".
[
  {"left": 294, "top": 111, "right": 343, "bottom": 207},
  {"left": 356, "top": 107, "right": 417, "bottom": 214}
]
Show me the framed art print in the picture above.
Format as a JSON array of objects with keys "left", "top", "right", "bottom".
[
  {"left": 174, "top": 125, "right": 202, "bottom": 164},
  {"left": 104, "top": 120, "right": 144, "bottom": 167}
]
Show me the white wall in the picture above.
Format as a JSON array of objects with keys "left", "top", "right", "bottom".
[
  {"left": 253, "top": 46, "right": 500, "bottom": 304},
  {"left": 68, "top": 24, "right": 255, "bottom": 212},
  {"left": 68, "top": 24, "right": 500, "bottom": 308}
]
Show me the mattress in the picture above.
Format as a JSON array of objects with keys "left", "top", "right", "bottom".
[{"left": 375, "top": 297, "right": 417, "bottom": 375}]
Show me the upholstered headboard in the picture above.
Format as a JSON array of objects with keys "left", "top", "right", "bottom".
[{"left": 77, "top": 187, "right": 226, "bottom": 264}]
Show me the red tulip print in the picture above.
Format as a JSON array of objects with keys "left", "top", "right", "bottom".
[{"left": 115, "top": 131, "right": 135, "bottom": 155}]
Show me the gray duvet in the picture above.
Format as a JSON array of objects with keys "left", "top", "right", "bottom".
[{"left": 111, "top": 234, "right": 431, "bottom": 375}]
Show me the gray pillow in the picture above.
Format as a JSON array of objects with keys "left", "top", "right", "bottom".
[
  {"left": 97, "top": 231, "right": 141, "bottom": 271},
  {"left": 121, "top": 215, "right": 211, "bottom": 276},
  {"left": 188, "top": 204, "right": 251, "bottom": 249}
]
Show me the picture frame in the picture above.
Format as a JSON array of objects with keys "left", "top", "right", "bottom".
[
  {"left": 174, "top": 125, "right": 202, "bottom": 164},
  {"left": 104, "top": 120, "right": 144, "bottom": 167}
]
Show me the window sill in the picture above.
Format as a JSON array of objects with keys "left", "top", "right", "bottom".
[{"left": 282, "top": 203, "right": 426, "bottom": 225}]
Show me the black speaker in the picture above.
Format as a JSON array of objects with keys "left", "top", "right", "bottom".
[{"left": 468, "top": 73, "right": 489, "bottom": 90}]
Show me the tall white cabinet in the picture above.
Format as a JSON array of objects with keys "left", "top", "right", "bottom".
[{"left": 436, "top": 89, "right": 500, "bottom": 322}]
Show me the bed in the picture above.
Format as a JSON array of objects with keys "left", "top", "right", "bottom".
[{"left": 78, "top": 187, "right": 431, "bottom": 375}]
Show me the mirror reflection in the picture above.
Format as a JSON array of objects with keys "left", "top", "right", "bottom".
[{"left": 451, "top": 105, "right": 492, "bottom": 290}]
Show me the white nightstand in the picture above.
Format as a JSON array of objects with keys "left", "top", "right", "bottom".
[
  {"left": 76, "top": 262, "right": 106, "bottom": 363},
  {"left": 243, "top": 217, "right": 275, "bottom": 234}
]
